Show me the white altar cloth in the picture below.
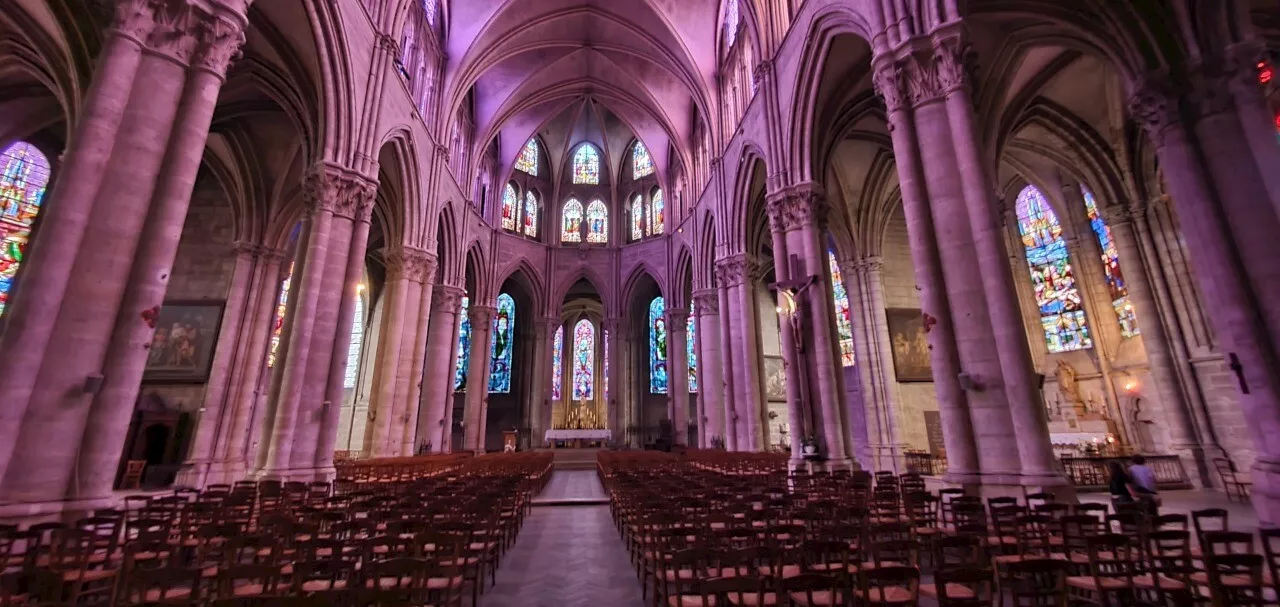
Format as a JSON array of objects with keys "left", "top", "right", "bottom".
[{"left": 544, "top": 429, "right": 612, "bottom": 441}]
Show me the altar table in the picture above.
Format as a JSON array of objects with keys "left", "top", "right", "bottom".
[{"left": 544, "top": 429, "right": 611, "bottom": 448}]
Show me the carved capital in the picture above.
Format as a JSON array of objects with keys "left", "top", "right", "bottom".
[
  {"left": 714, "top": 255, "right": 758, "bottom": 288},
  {"left": 385, "top": 246, "right": 437, "bottom": 283},
  {"left": 872, "top": 61, "right": 905, "bottom": 113},
  {"left": 765, "top": 183, "right": 828, "bottom": 233},
  {"left": 468, "top": 305, "right": 496, "bottom": 326},
  {"left": 932, "top": 34, "right": 972, "bottom": 95},
  {"left": 666, "top": 308, "right": 690, "bottom": 327},
  {"left": 111, "top": 0, "right": 160, "bottom": 43},
  {"left": 853, "top": 255, "right": 884, "bottom": 275},
  {"left": 431, "top": 285, "right": 466, "bottom": 314},
  {"left": 304, "top": 163, "right": 377, "bottom": 220},
  {"left": 233, "top": 240, "right": 260, "bottom": 257},
  {"left": 752, "top": 59, "right": 773, "bottom": 84},
  {"left": 146, "top": 0, "right": 202, "bottom": 63},
  {"left": 1185, "top": 63, "right": 1238, "bottom": 120},
  {"left": 259, "top": 246, "right": 288, "bottom": 264},
  {"left": 692, "top": 289, "right": 719, "bottom": 315},
  {"left": 1127, "top": 75, "right": 1182, "bottom": 145},
  {"left": 191, "top": 11, "right": 245, "bottom": 76}
]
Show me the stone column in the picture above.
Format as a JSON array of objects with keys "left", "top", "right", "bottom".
[
  {"left": 717, "top": 256, "right": 766, "bottom": 450},
  {"left": 762, "top": 199, "right": 807, "bottom": 460},
  {"left": 387, "top": 251, "right": 436, "bottom": 456},
  {"left": 1130, "top": 82, "right": 1280, "bottom": 525},
  {"left": 416, "top": 285, "right": 465, "bottom": 452},
  {"left": 315, "top": 183, "right": 376, "bottom": 477},
  {"left": 715, "top": 279, "right": 739, "bottom": 451},
  {"left": 693, "top": 290, "right": 724, "bottom": 447},
  {"left": 220, "top": 250, "right": 285, "bottom": 479},
  {"left": 602, "top": 318, "right": 622, "bottom": 445},
  {"left": 178, "top": 243, "right": 258, "bottom": 487},
  {"left": 841, "top": 258, "right": 878, "bottom": 468},
  {"left": 463, "top": 305, "right": 496, "bottom": 452},
  {"left": 935, "top": 34, "right": 1062, "bottom": 484},
  {"left": 666, "top": 308, "right": 690, "bottom": 446},
  {"left": 399, "top": 257, "right": 437, "bottom": 456},
  {"left": 363, "top": 250, "right": 413, "bottom": 457},
  {"left": 872, "top": 58, "right": 979, "bottom": 480},
  {"left": 260, "top": 166, "right": 341, "bottom": 478},
  {"left": 850, "top": 257, "right": 905, "bottom": 471},
  {"left": 526, "top": 318, "right": 553, "bottom": 447},
  {"left": 0, "top": 0, "right": 167, "bottom": 480}
]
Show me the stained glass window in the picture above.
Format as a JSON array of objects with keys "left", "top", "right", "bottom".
[
  {"left": 649, "top": 188, "right": 664, "bottom": 235},
  {"left": 501, "top": 183, "right": 518, "bottom": 231},
  {"left": 551, "top": 325, "right": 564, "bottom": 400},
  {"left": 423, "top": 0, "right": 437, "bottom": 26},
  {"left": 343, "top": 293, "right": 365, "bottom": 389},
  {"left": 572, "top": 144, "right": 600, "bottom": 185},
  {"left": 488, "top": 293, "right": 514, "bottom": 393},
  {"left": 829, "top": 251, "right": 855, "bottom": 366},
  {"left": 633, "top": 141, "right": 654, "bottom": 179},
  {"left": 586, "top": 200, "right": 608, "bottom": 244},
  {"left": 268, "top": 262, "right": 294, "bottom": 368},
  {"left": 0, "top": 142, "right": 50, "bottom": 318},
  {"left": 724, "top": 0, "right": 739, "bottom": 49},
  {"left": 631, "top": 195, "right": 644, "bottom": 241},
  {"left": 523, "top": 191, "right": 538, "bottom": 237},
  {"left": 1015, "top": 185, "right": 1092, "bottom": 353},
  {"left": 572, "top": 319, "right": 594, "bottom": 400},
  {"left": 515, "top": 138, "right": 538, "bottom": 176},
  {"left": 649, "top": 297, "right": 668, "bottom": 394},
  {"left": 687, "top": 302, "right": 698, "bottom": 392},
  {"left": 603, "top": 329, "right": 610, "bottom": 400},
  {"left": 1083, "top": 186, "right": 1138, "bottom": 337},
  {"left": 562, "top": 198, "right": 583, "bottom": 243},
  {"left": 454, "top": 296, "right": 471, "bottom": 390}
]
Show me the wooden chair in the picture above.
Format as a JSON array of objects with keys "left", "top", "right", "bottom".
[
  {"left": 785, "top": 572, "right": 849, "bottom": 607},
  {"left": 1204, "top": 554, "right": 1266, "bottom": 606},
  {"left": 923, "top": 565, "right": 993, "bottom": 606},
  {"left": 1004, "top": 558, "right": 1070, "bottom": 607},
  {"left": 122, "top": 460, "right": 147, "bottom": 490},
  {"left": 855, "top": 566, "right": 919, "bottom": 606},
  {"left": 115, "top": 565, "right": 201, "bottom": 605},
  {"left": 1213, "top": 459, "right": 1252, "bottom": 503},
  {"left": 1137, "top": 530, "right": 1197, "bottom": 607},
  {"left": 1065, "top": 533, "right": 1140, "bottom": 607}
]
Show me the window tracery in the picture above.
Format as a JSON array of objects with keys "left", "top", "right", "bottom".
[
  {"left": 501, "top": 183, "right": 518, "bottom": 232},
  {"left": 562, "top": 199, "right": 584, "bottom": 243},
  {"left": 268, "top": 262, "right": 294, "bottom": 368},
  {"left": 1015, "top": 185, "right": 1091, "bottom": 353},
  {"left": 687, "top": 302, "right": 698, "bottom": 392},
  {"left": 649, "top": 188, "right": 664, "bottom": 236},
  {"left": 551, "top": 325, "right": 564, "bottom": 401},
  {"left": 1082, "top": 187, "right": 1138, "bottom": 337},
  {"left": 515, "top": 138, "right": 538, "bottom": 176},
  {"left": 454, "top": 296, "right": 471, "bottom": 390},
  {"left": 828, "top": 251, "right": 855, "bottom": 366},
  {"left": 586, "top": 200, "right": 608, "bottom": 244},
  {"left": 630, "top": 195, "right": 644, "bottom": 242},
  {"left": 633, "top": 141, "right": 654, "bottom": 179},
  {"left": 523, "top": 191, "right": 538, "bottom": 238},
  {"left": 343, "top": 293, "right": 365, "bottom": 389},
  {"left": 572, "top": 144, "right": 600, "bottom": 185}
]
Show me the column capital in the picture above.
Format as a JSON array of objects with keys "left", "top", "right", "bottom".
[
  {"left": 692, "top": 289, "right": 719, "bottom": 315},
  {"left": 468, "top": 305, "right": 497, "bottom": 325},
  {"left": 430, "top": 284, "right": 465, "bottom": 313},
  {"left": 666, "top": 308, "right": 690, "bottom": 327},
  {"left": 852, "top": 255, "right": 885, "bottom": 275},
  {"left": 1097, "top": 202, "right": 1146, "bottom": 226},
  {"left": 765, "top": 182, "right": 828, "bottom": 233},
  {"left": 871, "top": 59, "right": 906, "bottom": 113},
  {"left": 384, "top": 246, "right": 437, "bottom": 284},
  {"left": 232, "top": 240, "right": 260, "bottom": 257},
  {"left": 144, "top": 0, "right": 203, "bottom": 64},
  {"left": 714, "top": 254, "right": 760, "bottom": 288},
  {"left": 539, "top": 317, "right": 564, "bottom": 334},
  {"left": 304, "top": 162, "right": 377, "bottom": 220},
  {"left": 1127, "top": 73, "right": 1185, "bottom": 144},
  {"left": 190, "top": 10, "right": 246, "bottom": 77},
  {"left": 875, "top": 34, "right": 974, "bottom": 109}
]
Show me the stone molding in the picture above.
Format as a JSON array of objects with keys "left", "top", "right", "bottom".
[
  {"left": 666, "top": 308, "right": 690, "bottom": 328},
  {"left": 112, "top": 0, "right": 161, "bottom": 43},
  {"left": 1098, "top": 201, "right": 1148, "bottom": 226},
  {"left": 692, "top": 289, "right": 719, "bottom": 315},
  {"left": 430, "top": 285, "right": 466, "bottom": 314},
  {"left": 873, "top": 34, "right": 974, "bottom": 110},
  {"left": 304, "top": 163, "right": 377, "bottom": 220},
  {"left": 146, "top": 0, "right": 201, "bottom": 63},
  {"left": 752, "top": 59, "right": 773, "bottom": 85},
  {"left": 852, "top": 256, "right": 884, "bottom": 275},
  {"left": 765, "top": 183, "right": 828, "bottom": 233},
  {"left": 192, "top": 13, "right": 247, "bottom": 77},
  {"left": 714, "top": 255, "right": 759, "bottom": 288},
  {"left": 384, "top": 247, "right": 437, "bottom": 284},
  {"left": 468, "top": 305, "right": 496, "bottom": 325}
]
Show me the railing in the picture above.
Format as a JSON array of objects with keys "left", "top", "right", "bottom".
[
  {"left": 1059, "top": 454, "right": 1191, "bottom": 490},
  {"left": 904, "top": 450, "right": 946, "bottom": 476}
]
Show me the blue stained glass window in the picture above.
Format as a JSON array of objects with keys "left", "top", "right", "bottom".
[
  {"left": 524, "top": 191, "right": 538, "bottom": 237},
  {"left": 515, "top": 138, "right": 538, "bottom": 176},
  {"left": 1015, "top": 185, "right": 1092, "bottom": 353},
  {"left": 572, "top": 319, "right": 594, "bottom": 400},
  {"left": 1082, "top": 186, "right": 1139, "bottom": 338},
  {"left": 687, "top": 302, "right": 698, "bottom": 392},
  {"left": 343, "top": 293, "right": 365, "bottom": 389},
  {"left": 454, "top": 296, "right": 471, "bottom": 390},
  {"left": 488, "top": 293, "right": 515, "bottom": 393},
  {"left": 586, "top": 199, "right": 608, "bottom": 244},
  {"left": 268, "top": 262, "right": 294, "bottom": 368},
  {"left": 649, "top": 297, "right": 668, "bottom": 394},
  {"left": 572, "top": 144, "right": 600, "bottom": 185},
  {"left": 551, "top": 325, "right": 564, "bottom": 401},
  {"left": 633, "top": 141, "right": 654, "bottom": 179},
  {"left": 828, "top": 251, "right": 855, "bottom": 366},
  {"left": 562, "top": 198, "right": 583, "bottom": 243},
  {"left": 649, "top": 189, "right": 664, "bottom": 236},
  {"left": 603, "top": 329, "right": 610, "bottom": 400},
  {"left": 0, "top": 142, "right": 51, "bottom": 318},
  {"left": 724, "top": 0, "right": 739, "bottom": 49},
  {"left": 501, "top": 183, "right": 518, "bottom": 232}
]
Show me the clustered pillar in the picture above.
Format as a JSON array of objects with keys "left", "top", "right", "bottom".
[
  {"left": 417, "top": 285, "right": 466, "bottom": 452},
  {"left": 692, "top": 290, "right": 724, "bottom": 447}
]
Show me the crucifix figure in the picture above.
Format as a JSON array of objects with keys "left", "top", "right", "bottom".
[{"left": 770, "top": 253, "right": 820, "bottom": 455}]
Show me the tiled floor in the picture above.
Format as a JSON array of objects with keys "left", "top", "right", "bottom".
[{"left": 534, "top": 469, "right": 607, "bottom": 503}]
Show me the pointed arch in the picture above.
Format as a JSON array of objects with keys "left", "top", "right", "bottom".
[
  {"left": 632, "top": 139, "right": 654, "bottom": 179},
  {"left": 561, "top": 197, "right": 584, "bottom": 242},
  {"left": 585, "top": 199, "right": 608, "bottom": 243},
  {"left": 515, "top": 137, "right": 539, "bottom": 176},
  {"left": 571, "top": 143, "right": 601, "bottom": 185},
  {"left": 1014, "top": 184, "right": 1091, "bottom": 353},
  {"left": 523, "top": 189, "right": 538, "bottom": 237},
  {"left": 649, "top": 187, "right": 664, "bottom": 236},
  {"left": 0, "top": 141, "right": 52, "bottom": 317},
  {"left": 500, "top": 182, "right": 518, "bottom": 231}
]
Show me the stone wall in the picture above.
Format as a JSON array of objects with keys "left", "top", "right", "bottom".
[{"left": 880, "top": 206, "right": 938, "bottom": 452}]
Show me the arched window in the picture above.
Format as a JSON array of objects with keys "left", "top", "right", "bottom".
[
  {"left": 0, "top": 141, "right": 51, "bottom": 317},
  {"left": 630, "top": 195, "right": 644, "bottom": 241},
  {"left": 828, "top": 251, "right": 855, "bottom": 366},
  {"left": 572, "top": 319, "right": 595, "bottom": 400},
  {"left": 515, "top": 138, "right": 538, "bottom": 176},
  {"left": 423, "top": 0, "right": 438, "bottom": 26},
  {"left": 687, "top": 302, "right": 698, "bottom": 392},
  {"left": 561, "top": 198, "right": 584, "bottom": 243},
  {"left": 343, "top": 290, "right": 365, "bottom": 389},
  {"left": 488, "top": 293, "right": 515, "bottom": 393},
  {"left": 586, "top": 199, "right": 608, "bottom": 244},
  {"left": 603, "top": 328, "right": 610, "bottom": 400},
  {"left": 501, "top": 183, "right": 518, "bottom": 232},
  {"left": 1082, "top": 186, "right": 1139, "bottom": 337},
  {"left": 268, "top": 262, "right": 294, "bottom": 368},
  {"left": 649, "top": 296, "right": 668, "bottom": 394},
  {"left": 551, "top": 325, "right": 564, "bottom": 401},
  {"left": 454, "top": 296, "right": 471, "bottom": 390},
  {"left": 572, "top": 144, "right": 600, "bottom": 185},
  {"left": 523, "top": 191, "right": 538, "bottom": 237},
  {"left": 633, "top": 141, "right": 654, "bottom": 179},
  {"left": 1015, "top": 185, "right": 1092, "bottom": 353},
  {"left": 649, "top": 188, "right": 664, "bottom": 235},
  {"left": 723, "top": 0, "right": 740, "bottom": 50}
]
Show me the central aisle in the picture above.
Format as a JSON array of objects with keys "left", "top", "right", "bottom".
[{"left": 483, "top": 470, "right": 644, "bottom": 607}]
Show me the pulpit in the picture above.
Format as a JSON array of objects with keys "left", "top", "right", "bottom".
[{"left": 502, "top": 430, "right": 519, "bottom": 452}]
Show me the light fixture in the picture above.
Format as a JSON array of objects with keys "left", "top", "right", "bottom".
[{"left": 356, "top": 283, "right": 366, "bottom": 293}]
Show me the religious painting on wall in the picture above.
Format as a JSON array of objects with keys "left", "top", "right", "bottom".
[
  {"left": 886, "top": 308, "right": 932, "bottom": 382},
  {"left": 763, "top": 355, "right": 786, "bottom": 401},
  {"left": 144, "top": 301, "right": 224, "bottom": 382}
]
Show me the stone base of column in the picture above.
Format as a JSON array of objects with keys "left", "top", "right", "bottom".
[
  {"left": 930, "top": 471, "right": 1077, "bottom": 503},
  {"left": 312, "top": 466, "right": 337, "bottom": 483},
  {"left": 254, "top": 466, "right": 321, "bottom": 483},
  {"left": 1250, "top": 457, "right": 1280, "bottom": 527},
  {"left": 0, "top": 494, "right": 122, "bottom": 525}
]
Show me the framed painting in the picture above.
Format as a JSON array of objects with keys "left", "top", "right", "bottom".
[
  {"left": 886, "top": 308, "right": 933, "bottom": 382},
  {"left": 143, "top": 301, "right": 225, "bottom": 383},
  {"left": 763, "top": 355, "right": 786, "bottom": 401}
]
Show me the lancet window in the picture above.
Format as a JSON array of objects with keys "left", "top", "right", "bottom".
[
  {"left": 488, "top": 293, "right": 514, "bottom": 393},
  {"left": 572, "top": 320, "right": 594, "bottom": 400},
  {"left": 649, "top": 297, "right": 668, "bottom": 394},
  {"left": 572, "top": 144, "right": 600, "bottom": 185},
  {"left": 455, "top": 296, "right": 472, "bottom": 390},
  {"left": 0, "top": 142, "right": 51, "bottom": 318},
  {"left": 1082, "top": 186, "right": 1138, "bottom": 337},
  {"left": 1015, "top": 185, "right": 1091, "bottom": 353},
  {"left": 828, "top": 251, "right": 855, "bottom": 366}
]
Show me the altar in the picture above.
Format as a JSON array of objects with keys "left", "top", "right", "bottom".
[{"left": 544, "top": 429, "right": 611, "bottom": 449}]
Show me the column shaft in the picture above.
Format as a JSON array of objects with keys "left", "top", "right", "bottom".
[
  {"left": 417, "top": 285, "right": 463, "bottom": 452},
  {"left": 397, "top": 278, "right": 433, "bottom": 455},
  {"left": 857, "top": 259, "right": 905, "bottom": 471},
  {"left": 715, "top": 283, "right": 738, "bottom": 451},
  {"left": 693, "top": 291, "right": 724, "bottom": 447},
  {"left": 463, "top": 307, "right": 496, "bottom": 451},
  {"left": 667, "top": 310, "right": 690, "bottom": 446},
  {"left": 224, "top": 254, "right": 283, "bottom": 477},
  {"left": 365, "top": 271, "right": 410, "bottom": 456}
]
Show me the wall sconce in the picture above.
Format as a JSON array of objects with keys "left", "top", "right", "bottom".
[
  {"left": 1123, "top": 379, "right": 1140, "bottom": 394},
  {"left": 356, "top": 283, "right": 366, "bottom": 293}
]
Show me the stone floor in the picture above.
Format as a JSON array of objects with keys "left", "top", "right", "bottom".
[
  {"left": 1079, "top": 488, "right": 1258, "bottom": 527},
  {"left": 484, "top": 472, "right": 645, "bottom": 607},
  {"left": 532, "top": 469, "right": 608, "bottom": 505}
]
